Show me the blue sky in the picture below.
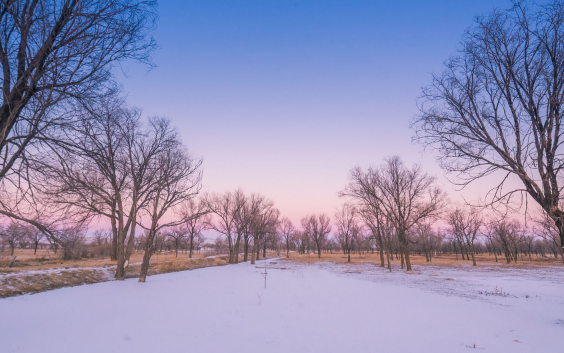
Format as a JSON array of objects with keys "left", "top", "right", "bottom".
[{"left": 118, "top": 0, "right": 512, "bottom": 222}]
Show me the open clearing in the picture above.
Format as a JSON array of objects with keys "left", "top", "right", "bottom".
[{"left": 1, "top": 259, "right": 563, "bottom": 353}]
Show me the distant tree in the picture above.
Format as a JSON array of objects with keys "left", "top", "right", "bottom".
[
  {"left": 250, "top": 204, "right": 279, "bottom": 264},
  {"left": 204, "top": 191, "right": 242, "bottom": 264},
  {"left": 488, "top": 219, "right": 525, "bottom": 264},
  {"left": 343, "top": 157, "right": 444, "bottom": 271},
  {"left": 58, "top": 226, "right": 86, "bottom": 260},
  {"left": 138, "top": 135, "right": 202, "bottom": 282},
  {"left": 413, "top": 222, "right": 442, "bottom": 263},
  {"left": 179, "top": 198, "right": 209, "bottom": 258},
  {"left": 165, "top": 226, "right": 188, "bottom": 258},
  {"left": 0, "top": 222, "right": 23, "bottom": 255},
  {"left": 447, "top": 206, "right": 483, "bottom": 266},
  {"left": 301, "top": 214, "right": 331, "bottom": 259},
  {"left": 278, "top": 217, "right": 295, "bottom": 258},
  {"left": 335, "top": 204, "right": 358, "bottom": 263}
]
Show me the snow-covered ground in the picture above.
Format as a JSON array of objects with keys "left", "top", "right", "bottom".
[{"left": 1, "top": 259, "right": 562, "bottom": 352}]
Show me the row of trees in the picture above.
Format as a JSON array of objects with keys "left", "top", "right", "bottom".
[{"left": 0, "top": 225, "right": 208, "bottom": 260}]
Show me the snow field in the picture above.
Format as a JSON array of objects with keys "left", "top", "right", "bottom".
[{"left": 0, "top": 259, "right": 562, "bottom": 352}]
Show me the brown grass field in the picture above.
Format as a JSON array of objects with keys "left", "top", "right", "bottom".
[
  {"left": 279, "top": 251, "right": 564, "bottom": 269},
  {"left": 2, "top": 248, "right": 562, "bottom": 298},
  {"left": 0, "top": 249, "right": 228, "bottom": 298}
]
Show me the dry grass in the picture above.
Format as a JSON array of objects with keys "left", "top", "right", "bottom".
[
  {"left": 280, "top": 251, "right": 564, "bottom": 268},
  {"left": 0, "top": 248, "right": 216, "bottom": 273},
  {"left": 0, "top": 249, "right": 229, "bottom": 298}
]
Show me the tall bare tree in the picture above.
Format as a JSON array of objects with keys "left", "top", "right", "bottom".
[
  {"left": 250, "top": 203, "right": 279, "bottom": 264},
  {"left": 232, "top": 191, "right": 269, "bottom": 263},
  {"left": 358, "top": 206, "right": 386, "bottom": 267},
  {"left": 0, "top": 0, "right": 157, "bottom": 233},
  {"left": 413, "top": 0, "right": 564, "bottom": 253},
  {"left": 335, "top": 204, "right": 358, "bottom": 263},
  {"left": 179, "top": 198, "right": 209, "bottom": 258},
  {"left": 138, "top": 137, "right": 202, "bottom": 282},
  {"left": 487, "top": 218, "right": 525, "bottom": 264},
  {"left": 38, "top": 103, "right": 184, "bottom": 280},
  {"left": 301, "top": 213, "right": 331, "bottom": 259},
  {"left": 204, "top": 191, "right": 241, "bottom": 264},
  {"left": 278, "top": 217, "right": 295, "bottom": 258},
  {"left": 447, "top": 206, "right": 483, "bottom": 266},
  {"left": 343, "top": 156, "right": 444, "bottom": 271}
]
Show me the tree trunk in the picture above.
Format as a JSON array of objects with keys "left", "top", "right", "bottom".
[
  {"left": 400, "top": 248, "right": 404, "bottom": 269},
  {"left": 125, "top": 221, "right": 137, "bottom": 262},
  {"left": 189, "top": 235, "right": 194, "bottom": 258},
  {"left": 555, "top": 218, "right": 564, "bottom": 260},
  {"left": 234, "top": 240, "right": 240, "bottom": 264},
  {"left": 490, "top": 240, "right": 498, "bottom": 262},
  {"left": 377, "top": 234, "right": 385, "bottom": 267},
  {"left": 110, "top": 225, "right": 118, "bottom": 261},
  {"left": 115, "top": 228, "right": 127, "bottom": 280},
  {"left": 139, "top": 242, "right": 153, "bottom": 282},
  {"left": 398, "top": 230, "right": 412, "bottom": 271},
  {"left": 244, "top": 236, "right": 249, "bottom": 262},
  {"left": 469, "top": 241, "right": 476, "bottom": 266},
  {"left": 250, "top": 239, "right": 257, "bottom": 264}
]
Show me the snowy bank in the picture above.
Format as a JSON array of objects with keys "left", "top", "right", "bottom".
[{"left": 0, "top": 260, "right": 562, "bottom": 352}]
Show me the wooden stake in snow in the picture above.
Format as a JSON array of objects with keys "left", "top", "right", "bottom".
[{"left": 261, "top": 259, "right": 268, "bottom": 288}]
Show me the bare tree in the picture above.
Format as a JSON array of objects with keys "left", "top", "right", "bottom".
[
  {"left": 342, "top": 156, "right": 444, "bottom": 271},
  {"left": 37, "top": 100, "right": 176, "bottom": 280},
  {"left": 191, "top": 232, "right": 206, "bottom": 255},
  {"left": 0, "top": 222, "right": 23, "bottom": 255},
  {"left": 233, "top": 191, "right": 269, "bottom": 263},
  {"left": 413, "top": 0, "right": 564, "bottom": 253},
  {"left": 250, "top": 204, "right": 279, "bottom": 264},
  {"left": 0, "top": 0, "right": 157, "bottom": 236},
  {"left": 138, "top": 137, "right": 202, "bottom": 282},
  {"left": 204, "top": 191, "right": 241, "bottom": 264},
  {"left": 358, "top": 206, "right": 386, "bottom": 267},
  {"left": 335, "top": 204, "right": 358, "bottom": 263},
  {"left": 447, "top": 206, "right": 483, "bottom": 266},
  {"left": 179, "top": 198, "right": 209, "bottom": 258},
  {"left": 27, "top": 226, "right": 43, "bottom": 255},
  {"left": 536, "top": 211, "right": 564, "bottom": 263},
  {"left": 488, "top": 218, "right": 525, "bottom": 264},
  {"left": 57, "top": 226, "right": 86, "bottom": 260},
  {"left": 301, "top": 213, "right": 331, "bottom": 259},
  {"left": 165, "top": 226, "right": 187, "bottom": 258},
  {"left": 278, "top": 217, "right": 295, "bottom": 258},
  {"left": 413, "top": 221, "right": 442, "bottom": 263}
]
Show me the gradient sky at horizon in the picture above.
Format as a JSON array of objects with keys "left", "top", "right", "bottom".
[{"left": 118, "top": 0, "right": 515, "bottom": 224}]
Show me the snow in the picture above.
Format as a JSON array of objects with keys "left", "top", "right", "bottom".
[{"left": 0, "top": 259, "right": 563, "bottom": 352}]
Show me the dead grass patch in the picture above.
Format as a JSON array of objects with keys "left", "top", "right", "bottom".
[
  {"left": 0, "top": 255, "right": 230, "bottom": 298},
  {"left": 280, "top": 252, "right": 564, "bottom": 269}
]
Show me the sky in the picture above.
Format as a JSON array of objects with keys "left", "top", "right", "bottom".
[{"left": 118, "top": 0, "right": 513, "bottom": 224}]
